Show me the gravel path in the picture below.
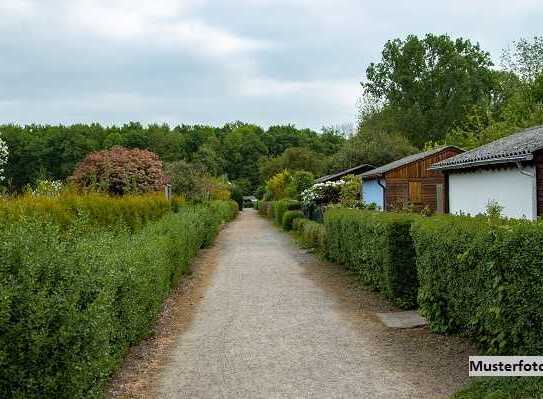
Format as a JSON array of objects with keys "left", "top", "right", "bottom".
[{"left": 156, "top": 209, "right": 474, "bottom": 399}]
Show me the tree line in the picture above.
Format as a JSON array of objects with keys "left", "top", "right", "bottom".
[{"left": 1, "top": 34, "right": 542, "bottom": 196}]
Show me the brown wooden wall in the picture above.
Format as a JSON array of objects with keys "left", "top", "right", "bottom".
[
  {"left": 384, "top": 148, "right": 462, "bottom": 212},
  {"left": 535, "top": 150, "right": 543, "bottom": 217}
]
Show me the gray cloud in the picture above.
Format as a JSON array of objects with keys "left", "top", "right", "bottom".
[{"left": 0, "top": 0, "right": 541, "bottom": 130}]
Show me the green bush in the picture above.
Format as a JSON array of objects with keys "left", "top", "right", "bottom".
[
  {"left": 0, "top": 202, "right": 236, "bottom": 398},
  {"left": 0, "top": 192, "right": 172, "bottom": 231},
  {"left": 452, "top": 377, "right": 543, "bottom": 399},
  {"left": 208, "top": 200, "right": 239, "bottom": 223},
  {"left": 282, "top": 210, "right": 304, "bottom": 231},
  {"left": 272, "top": 199, "right": 300, "bottom": 225},
  {"left": 412, "top": 216, "right": 543, "bottom": 354},
  {"left": 325, "top": 208, "right": 418, "bottom": 308},
  {"left": 257, "top": 200, "right": 273, "bottom": 218},
  {"left": 293, "top": 217, "right": 327, "bottom": 250}
]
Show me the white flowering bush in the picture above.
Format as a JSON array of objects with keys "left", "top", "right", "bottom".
[
  {"left": 301, "top": 179, "right": 345, "bottom": 206},
  {"left": 0, "top": 134, "right": 8, "bottom": 182}
]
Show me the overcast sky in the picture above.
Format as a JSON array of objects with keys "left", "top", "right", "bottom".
[{"left": 1, "top": 0, "right": 542, "bottom": 131}]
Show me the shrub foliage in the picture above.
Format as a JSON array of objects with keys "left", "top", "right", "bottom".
[
  {"left": 69, "top": 147, "right": 165, "bottom": 195},
  {"left": 0, "top": 201, "right": 236, "bottom": 398},
  {"left": 0, "top": 192, "right": 172, "bottom": 231},
  {"left": 292, "top": 217, "right": 327, "bottom": 250},
  {"left": 282, "top": 210, "right": 304, "bottom": 231},
  {"left": 412, "top": 216, "right": 543, "bottom": 354},
  {"left": 325, "top": 208, "right": 418, "bottom": 308}
]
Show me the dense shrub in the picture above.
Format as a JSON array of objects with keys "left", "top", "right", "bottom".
[
  {"left": 208, "top": 200, "right": 239, "bottom": 224},
  {"left": 257, "top": 200, "right": 273, "bottom": 218},
  {"left": 286, "top": 171, "right": 314, "bottom": 200},
  {"left": 165, "top": 160, "right": 232, "bottom": 202},
  {"left": 452, "top": 377, "right": 543, "bottom": 399},
  {"left": 293, "top": 217, "right": 327, "bottom": 250},
  {"left": 325, "top": 208, "right": 418, "bottom": 308},
  {"left": 0, "top": 192, "right": 172, "bottom": 231},
  {"left": 272, "top": 199, "right": 301, "bottom": 225},
  {"left": 69, "top": 147, "right": 165, "bottom": 195},
  {"left": 412, "top": 216, "right": 543, "bottom": 354},
  {"left": 282, "top": 210, "right": 304, "bottom": 231},
  {"left": 0, "top": 202, "right": 236, "bottom": 398}
]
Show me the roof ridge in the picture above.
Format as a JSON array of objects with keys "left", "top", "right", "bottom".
[{"left": 431, "top": 125, "right": 543, "bottom": 170}]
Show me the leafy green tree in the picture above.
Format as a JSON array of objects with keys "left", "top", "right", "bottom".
[
  {"left": 328, "top": 130, "right": 416, "bottom": 172},
  {"left": 259, "top": 147, "right": 322, "bottom": 181},
  {"left": 364, "top": 34, "right": 496, "bottom": 146},
  {"left": 222, "top": 125, "right": 267, "bottom": 194},
  {"left": 502, "top": 36, "right": 543, "bottom": 81},
  {"left": 286, "top": 171, "right": 314, "bottom": 200}
]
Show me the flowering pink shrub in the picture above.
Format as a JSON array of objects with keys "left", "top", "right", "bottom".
[{"left": 69, "top": 147, "right": 165, "bottom": 195}]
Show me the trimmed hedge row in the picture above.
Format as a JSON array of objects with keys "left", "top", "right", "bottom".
[
  {"left": 412, "top": 216, "right": 543, "bottom": 354},
  {"left": 262, "top": 202, "right": 543, "bottom": 357},
  {"left": 272, "top": 199, "right": 301, "bottom": 225},
  {"left": 0, "top": 192, "right": 174, "bottom": 231},
  {"left": 282, "top": 210, "right": 304, "bottom": 231},
  {"left": 0, "top": 202, "right": 236, "bottom": 398},
  {"left": 292, "top": 217, "right": 327, "bottom": 250},
  {"left": 325, "top": 208, "right": 418, "bottom": 309}
]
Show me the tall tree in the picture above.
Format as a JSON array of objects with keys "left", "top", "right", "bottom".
[{"left": 364, "top": 34, "right": 496, "bottom": 146}]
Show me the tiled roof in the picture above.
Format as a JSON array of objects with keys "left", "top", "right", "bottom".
[
  {"left": 360, "top": 146, "right": 462, "bottom": 179},
  {"left": 431, "top": 125, "right": 543, "bottom": 171}
]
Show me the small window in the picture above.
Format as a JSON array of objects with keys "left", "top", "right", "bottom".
[{"left": 408, "top": 181, "right": 422, "bottom": 204}]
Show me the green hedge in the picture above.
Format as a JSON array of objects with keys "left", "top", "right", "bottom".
[
  {"left": 325, "top": 209, "right": 418, "bottom": 308},
  {"left": 452, "top": 377, "right": 543, "bottom": 399},
  {"left": 272, "top": 200, "right": 300, "bottom": 225},
  {"left": 292, "top": 217, "right": 327, "bottom": 250},
  {"left": 208, "top": 200, "right": 239, "bottom": 223},
  {"left": 282, "top": 210, "right": 304, "bottom": 231},
  {"left": 412, "top": 216, "right": 543, "bottom": 354},
  {"left": 257, "top": 200, "right": 273, "bottom": 218},
  {"left": 0, "top": 202, "right": 236, "bottom": 398},
  {"left": 0, "top": 193, "right": 173, "bottom": 231}
]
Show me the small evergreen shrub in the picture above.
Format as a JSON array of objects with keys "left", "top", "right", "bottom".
[
  {"left": 282, "top": 210, "right": 304, "bottom": 231},
  {"left": 325, "top": 208, "right": 418, "bottom": 308}
]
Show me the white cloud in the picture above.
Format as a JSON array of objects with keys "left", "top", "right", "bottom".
[
  {"left": 61, "top": 0, "right": 270, "bottom": 57},
  {"left": 240, "top": 77, "right": 360, "bottom": 107},
  {"left": 0, "top": 0, "right": 34, "bottom": 18}
]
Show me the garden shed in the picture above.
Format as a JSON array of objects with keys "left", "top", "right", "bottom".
[
  {"left": 315, "top": 164, "right": 374, "bottom": 184},
  {"left": 431, "top": 125, "right": 543, "bottom": 219},
  {"left": 360, "top": 146, "right": 463, "bottom": 212}
]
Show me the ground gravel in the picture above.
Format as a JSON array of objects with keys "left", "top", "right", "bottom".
[{"left": 109, "top": 209, "right": 476, "bottom": 399}]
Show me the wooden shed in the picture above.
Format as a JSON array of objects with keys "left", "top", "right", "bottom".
[{"left": 360, "top": 146, "right": 463, "bottom": 212}]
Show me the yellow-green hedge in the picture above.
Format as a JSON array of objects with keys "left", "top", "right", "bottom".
[{"left": 0, "top": 192, "right": 173, "bottom": 231}]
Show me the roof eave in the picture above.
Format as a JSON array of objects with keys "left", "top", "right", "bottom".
[
  {"left": 430, "top": 154, "right": 534, "bottom": 171},
  {"left": 361, "top": 173, "right": 383, "bottom": 180}
]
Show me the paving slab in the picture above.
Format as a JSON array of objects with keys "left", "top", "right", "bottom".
[{"left": 376, "top": 311, "right": 427, "bottom": 329}]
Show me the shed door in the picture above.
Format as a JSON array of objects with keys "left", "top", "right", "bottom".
[{"left": 408, "top": 181, "right": 422, "bottom": 204}]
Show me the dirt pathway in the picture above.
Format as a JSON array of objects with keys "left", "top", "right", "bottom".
[{"left": 110, "top": 209, "right": 475, "bottom": 399}]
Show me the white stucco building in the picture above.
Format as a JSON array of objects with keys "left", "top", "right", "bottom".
[{"left": 431, "top": 125, "right": 543, "bottom": 220}]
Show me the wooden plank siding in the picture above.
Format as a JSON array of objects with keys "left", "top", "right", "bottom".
[{"left": 384, "top": 148, "right": 463, "bottom": 212}]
